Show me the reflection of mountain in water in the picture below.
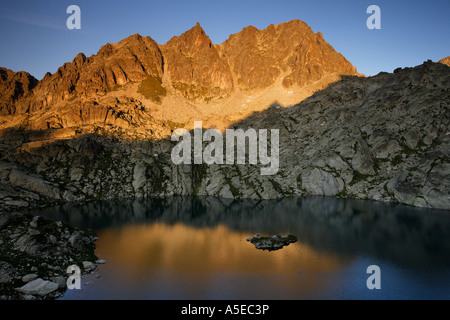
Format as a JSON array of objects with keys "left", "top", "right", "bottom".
[
  {"left": 97, "top": 223, "right": 345, "bottom": 276},
  {"left": 31, "top": 196, "right": 450, "bottom": 270}
]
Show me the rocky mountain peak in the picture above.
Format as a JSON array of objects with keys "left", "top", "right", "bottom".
[
  {"left": 73, "top": 53, "right": 87, "bottom": 67},
  {"left": 161, "top": 23, "right": 234, "bottom": 101},
  {"left": 165, "top": 22, "right": 213, "bottom": 56},
  {"left": 220, "top": 19, "right": 358, "bottom": 92},
  {"left": 7, "top": 33, "right": 165, "bottom": 114},
  {"left": 1, "top": 19, "right": 360, "bottom": 113},
  {"left": 116, "top": 33, "right": 147, "bottom": 48}
]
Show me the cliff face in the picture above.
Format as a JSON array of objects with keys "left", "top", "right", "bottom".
[
  {"left": 220, "top": 20, "right": 358, "bottom": 92},
  {"left": 161, "top": 23, "right": 235, "bottom": 101},
  {"left": 8, "top": 34, "right": 164, "bottom": 115}
]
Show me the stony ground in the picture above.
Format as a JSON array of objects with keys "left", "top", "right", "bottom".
[{"left": 0, "top": 211, "right": 99, "bottom": 300}]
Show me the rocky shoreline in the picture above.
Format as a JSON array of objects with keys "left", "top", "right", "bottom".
[{"left": 0, "top": 211, "right": 99, "bottom": 300}]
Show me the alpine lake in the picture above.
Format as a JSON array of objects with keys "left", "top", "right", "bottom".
[{"left": 28, "top": 196, "right": 450, "bottom": 300}]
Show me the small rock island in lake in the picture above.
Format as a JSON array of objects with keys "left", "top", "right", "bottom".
[{"left": 247, "top": 234, "right": 298, "bottom": 251}]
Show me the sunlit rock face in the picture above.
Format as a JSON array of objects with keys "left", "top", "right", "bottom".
[
  {"left": 0, "top": 68, "right": 38, "bottom": 116},
  {"left": 220, "top": 20, "right": 358, "bottom": 92},
  {"left": 0, "top": 19, "right": 359, "bottom": 121}
]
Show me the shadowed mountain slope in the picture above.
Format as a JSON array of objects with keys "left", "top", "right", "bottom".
[{"left": 0, "top": 60, "right": 448, "bottom": 211}]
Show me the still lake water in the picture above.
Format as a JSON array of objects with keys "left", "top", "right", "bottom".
[{"left": 31, "top": 196, "right": 450, "bottom": 300}]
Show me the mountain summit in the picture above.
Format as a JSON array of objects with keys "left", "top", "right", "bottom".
[
  {"left": 0, "top": 19, "right": 360, "bottom": 131},
  {"left": 220, "top": 20, "right": 358, "bottom": 91},
  {"left": 161, "top": 22, "right": 235, "bottom": 100}
]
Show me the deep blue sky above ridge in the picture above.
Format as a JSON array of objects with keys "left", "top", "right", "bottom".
[{"left": 0, "top": 0, "right": 449, "bottom": 80}]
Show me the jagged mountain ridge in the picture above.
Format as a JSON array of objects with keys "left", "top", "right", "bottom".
[
  {"left": 0, "top": 20, "right": 359, "bottom": 122},
  {"left": 3, "top": 34, "right": 165, "bottom": 116},
  {"left": 220, "top": 20, "right": 358, "bottom": 91}
]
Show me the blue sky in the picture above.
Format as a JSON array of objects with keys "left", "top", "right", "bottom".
[{"left": 0, "top": 0, "right": 449, "bottom": 80}]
